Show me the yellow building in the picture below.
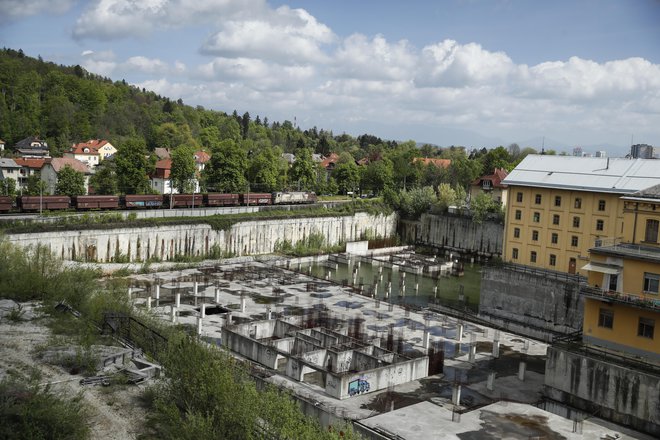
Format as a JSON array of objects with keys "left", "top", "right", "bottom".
[
  {"left": 503, "top": 155, "right": 660, "bottom": 276},
  {"left": 581, "top": 184, "right": 660, "bottom": 362}
]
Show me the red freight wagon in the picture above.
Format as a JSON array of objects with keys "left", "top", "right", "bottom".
[
  {"left": 122, "top": 194, "right": 163, "bottom": 209},
  {"left": 241, "top": 193, "right": 272, "bottom": 205},
  {"left": 18, "top": 195, "right": 70, "bottom": 211},
  {"left": 74, "top": 195, "right": 120, "bottom": 210},
  {"left": 204, "top": 193, "right": 240, "bottom": 207},
  {"left": 0, "top": 196, "right": 12, "bottom": 212},
  {"left": 165, "top": 193, "right": 204, "bottom": 208}
]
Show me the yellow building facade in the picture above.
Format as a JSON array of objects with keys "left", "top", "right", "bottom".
[
  {"left": 505, "top": 187, "right": 624, "bottom": 275},
  {"left": 581, "top": 185, "right": 660, "bottom": 362},
  {"left": 502, "top": 155, "right": 660, "bottom": 276}
]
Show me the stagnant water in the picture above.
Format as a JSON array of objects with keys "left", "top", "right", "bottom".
[{"left": 298, "top": 258, "right": 482, "bottom": 311}]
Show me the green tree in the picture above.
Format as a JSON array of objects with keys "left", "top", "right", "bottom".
[
  {"left": 26, "top": 174, "right": 47, "bottom": 196},
  {"left": 170, "top": 145, "right": 197, "bottom": 193},
  {"left": 115, "top": 138, "right": 152, "bottom": 194},
  {"left": 471, "top": 192, "right": 502, "bottom": 223},
  {"left": 332, "top": 154, "right": 360, "bottom": 194},
  {"left": 386, "top": 141, "right": 421, "bottom": 190},
  {"left": 2, "top": 178, "right": 16, "bottom": 196},
  {"left": 436, "top": 183, "right": 457, "bottom": 211},
  {"left": 203, "top": 139, "right": 248, "bottom": 192},
  {"left": 361, "top": 158, "right": 394, "bottom": 195},
  {"left": 89, "top": 161, "right": 118, "bottom": 195},
  {"left": 480, "top": 146, "right": 512, "bottom": 173},
  {"left": 56, "top": 165, "right": 86, "bottom": 197},
  {"left": 289, "top": 147, "right": 316, "bottom": 190},
  {"left": 247, "top": 146, "right": 287, "bottom": 192}
]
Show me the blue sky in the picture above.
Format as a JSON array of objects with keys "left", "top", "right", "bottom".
[{"left": 1, "top": 0, "right": 659, "bottom": 154}]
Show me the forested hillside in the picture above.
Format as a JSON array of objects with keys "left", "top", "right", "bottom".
[{"left": 0, "top": 48, "right": 534, "bottom": 205}]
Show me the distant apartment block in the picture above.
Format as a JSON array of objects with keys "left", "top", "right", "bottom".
[{"left": 630, "top": 143, "right": 655, "bottom": 159}]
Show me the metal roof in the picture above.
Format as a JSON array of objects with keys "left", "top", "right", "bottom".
[
  {"left": 0, "top": 158, "right": 19, "bottom": 168},
  {"left": 503, "top": 155, "right": 660, "bottom": 194}
]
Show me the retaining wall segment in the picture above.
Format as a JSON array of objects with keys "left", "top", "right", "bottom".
[
  {"left": 544, "top": 345, "right": 660, "bottom": 436},
  {"left": 400, "top": 213, "right": 503, "bottom": 257},
  {"left": 478, "top": 265, "right": 583, "bottom": 340},
  {"left": 5, "top": 212, "right": 397, "bottom": 262}
]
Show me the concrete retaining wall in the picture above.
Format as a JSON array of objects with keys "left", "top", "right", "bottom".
[
  {"left": 479, "top": 265, "right": 583, "bottom": 340},
  {"left": 544, "top": 346, "right": 660, "bottom": 436},
  {"left": 400, "top": 213, "right": 503, "bottom": 257},
  {"left": 5, "top": 212, "right": 397, "bottom": 262}
]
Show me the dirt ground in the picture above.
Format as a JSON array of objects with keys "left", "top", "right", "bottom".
[{"left": 0, "top": 301, "right": 148, "bottom": 440}]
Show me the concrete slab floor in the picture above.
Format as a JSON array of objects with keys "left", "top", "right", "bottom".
[
  {"left": 358, "top": 400, "right": 656, "bottom": 440},
  {"left": 128, "top": 259, "right": 653, "bottom": 438}
]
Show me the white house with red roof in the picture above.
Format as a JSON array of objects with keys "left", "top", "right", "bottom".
[
  {"left": 470, "top": 167, "right": 509, "bottom": 205},
  {"left": 151, "top": 152, "right": 205, "bottom": 194},
  {"left": 64, "top": 139, "right": 117, "bottom": 167},
  {"left": 41, "top": 158, "right": 92, "bottom": 195},
  {"left": 13, "top": 158, "right": 47, "bottom": 190}
]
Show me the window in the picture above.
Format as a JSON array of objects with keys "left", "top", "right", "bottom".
[
  {"left": 645, "top": 219, "right": 659, "bottom": 243},
  {"left": 598, "top": 309, "right": 614, "bottom": 329},
  {"left": 514, "top": 227, "right": 520, "bottom": 238},
  {"left": 530, "top": 251, "right": 537, "bottom": 263},
  {"left": 596, "top": 219, "right": 604, "bottom": 231},
  {"left": 554, "top": 196, "right": 561, "bottom": 207},
  {"left": 535, "top": 194, "right": 542, "bottom": 204},
  {"left": 571, "top": 236, "right": 579, "bottom": 247},
  {"left": 553, "top": 214, "right": 560, "bottom": 225},
  {"left": 516, "top": 192, "right": 523, "bottom": 203},
  {"left": 532, "top": 230, "right": 539, "bottom": 241},
  {"left": 644, "top": 273, "right": 660, "bottom": 294},
  {"left": 551, "top": 233, "right": 558, "bottom": 244},
  {"left": 549, "top": 254, "right": 556, "bottom": 266},
  {"left": 515, "top": 210, "right": 522, "bottom": 220},
  {"left": 608, "top": 274, "right": 618, "bottom": 292},
  {"left": 573, "top": 216, "right": 581, "bottom": 228},
  {"left": 533, "top": 212, "right": 540, "bottom": 222},
  {"left": 638, "top": 318, "right": 655, "bottom": 339},
  {"left": 512, "top": 248, "right": 519, "bottom": 259},
  {"left": 598, "top": 200, "right": 606, "bottom": 211},
  {"left": 574, "top": 198, "right": 582, "bottom": 209}
]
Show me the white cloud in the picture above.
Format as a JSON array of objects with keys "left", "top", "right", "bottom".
[
  {"left": 332, "top": 34, "right": 416, "bottom": 81},
  {"left": 200, "top": 6, "right": 335, "bottom": 64},
  {"left": 0, "top": 0, "right": 74, "bottom": 20},
  {"left": 123, "top": 56, "right": 168, "bottom": 74},
  {"left": 73, "top": 0, "right": 264, "bottom": 40},
  {"left": 82, "top": 51, "right": 175, "bottom": 77}
]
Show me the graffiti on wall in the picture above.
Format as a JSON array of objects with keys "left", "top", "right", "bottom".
[{"left": 348, "top": 378, "right": 370, "bottom": 397}]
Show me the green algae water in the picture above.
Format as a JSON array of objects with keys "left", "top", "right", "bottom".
[{"left": 299, "top": 258, "right": 482, "bottom": 311}]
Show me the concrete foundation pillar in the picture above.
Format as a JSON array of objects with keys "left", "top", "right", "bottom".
[
  {"left": 155, "top": 284, "right": 160, "bottom": 300},
  {"left": 197, "top": 316, "right": 203, "bottom": 335},
  {"left": 241, "top": 297, "right": 246, "bottom": 313},
  {"left": 415, "top": 283, "right": 419, "bottom": 295},
  {"left": 127, "top": 287, "right": 132, "bottom": 300},
  {"left": 201, "top": 303, "right": 206, "bottom": 318},
  {"left": 215, "top": 287, "right": 220, "bottom": 303},
  {"left": 492, "top": 341, "right": 500, "bottom": 358},
  {"left": 457, "top": 324, "right": 464, "bottom": 342},
  {"left": 452, "top": 384, "right": 462, "bottom": 405},
  {"left": 146, "top": 297, "right": 152, "bottom": 310},
  {"left": 226, "top": 312, "right": 232, "bottom": 325},
  {"left": 175, "top": 293, "right": 181, "bottom": 308},
  {"left": 267, "top": 307, "right": 272, "bottom": 320},
  {"left": 518, "top": 361, "right": 526, "bottom": 381},
  {"left": 487, "top": 372, "right": 495, "bottom": 391},
  {"left": 193, "top": 281, "right": 198, "bottom": 297},
  {"left": 170, "top": 305, "right": 176, "bottom": 323},
  {"left": 401, "top": 283, "right": 405, "bottom": 296},
  {"left": 433, "top": 285, "right": 438, "bottom": 298},
  {"left": 469, "top": 344, "right": 476, "bottom": 362},
  {"left": 423, "top": 331, "right": 430, "bottom": 349}
]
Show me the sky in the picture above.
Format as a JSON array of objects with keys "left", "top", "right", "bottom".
[{"left": 1, "top": 0, "right": 660, "bottom": 154}]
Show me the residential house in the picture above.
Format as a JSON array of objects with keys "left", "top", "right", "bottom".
[
  {"left": 412, "top": 157, "right": 451, "bottom": 169},
  {"left": 41, "top": 158, "right": 92, "bottom": 195},
  {"left": 14, "top": 136, "right": 50, "bottom": 158},
  {"left": 194, "top": 150, "right": 210, "bottom": 173},
  {"left": 150, "top": 158, "right": 201, "bottom": 195},
  {"left": 13, "top": 158, "right": 47, "bottom": 190},
  {"left": 64, "top": 139, "right": 117, "bottom": 167},
  {"left": 281, "top": 153, "right": 295, "bottom": 165},
  {"left": 0, "top": 158, "right": 21, "bottom": 183},
  {"left": 470, "top": 168, "right": 509, "bottom": 205},
  {"left": 0, "top": 139, "right": 5, "bottom": 152},
  {"left": 154, "top": 147, "right": 171, "bottom": 160},
  {"left": 502, "top": 155, "right": 660, "bottom": 275}
]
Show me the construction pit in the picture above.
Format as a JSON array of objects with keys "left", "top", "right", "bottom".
[{"left": 127, "top": 253, "right": 652, "bottom": 440}]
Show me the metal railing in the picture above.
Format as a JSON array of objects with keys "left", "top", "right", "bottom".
[{"left": 580, "top": 285, "right": 660, "bottom": 311}]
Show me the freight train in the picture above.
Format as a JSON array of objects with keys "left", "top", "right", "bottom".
[{"left": 0, "top": 191, "right": 317, "bottom": 213}]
